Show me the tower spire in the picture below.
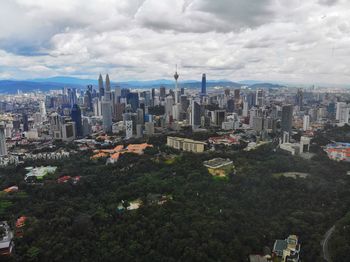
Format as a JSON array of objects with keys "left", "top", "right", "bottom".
[{"left": 174, "top": 65, "right": 179, "bottom": 104}]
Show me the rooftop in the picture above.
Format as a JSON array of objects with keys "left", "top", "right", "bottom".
[{"left": 203, "top": 158, "right": 233, "bottom": 169}]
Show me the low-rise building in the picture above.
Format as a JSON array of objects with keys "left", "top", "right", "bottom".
[
  {"left": 167, "top": 136, "right": 206, "bottom": 153},
  {"left": 325, "top": 142, "right": 350, "bottom": 162},
  {"left": 203, "top": 158, "right": 234, "bottom": 177},
  {"left": 272, "top": 235, "right": 300, "bottom": 262},
  {"left": 0, "top": 221, "right": 14, "bottom": 256},
  {"left": 24, "top": 166, "right": 57, "bottom": 183}
]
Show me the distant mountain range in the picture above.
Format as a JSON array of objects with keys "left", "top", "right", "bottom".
[{"left": 0, "top": 77, "right": 284, "bottom": 94}]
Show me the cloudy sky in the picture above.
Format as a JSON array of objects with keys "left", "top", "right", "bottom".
[{"left": 0, "top": 0, "right": 350, "bottom": 85}]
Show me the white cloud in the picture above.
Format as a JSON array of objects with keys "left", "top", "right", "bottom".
[{"left": 0, "top": 0, "right": 350, "bottom": 85}]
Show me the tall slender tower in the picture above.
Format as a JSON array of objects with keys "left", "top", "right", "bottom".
[
  {"left": 98, "top": 74, "right": 104, "bottom": 98},
  {"left": 174, "top": 65, "right": 179, "bottom": 104},
  {"left": 201, "top": 73, "right": 206, "bottom": 96},
  {"left": 105, "top": 74, "right": 111, "bottom": 101},
  {"left": 0, "top": 122, "right": 7, "bottom": 156},
  {"left": 102, "top": 74, "right": 113, "bottom": 133}
]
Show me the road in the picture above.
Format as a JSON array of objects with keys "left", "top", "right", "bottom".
[{"left": 321, "top": 225, "right": 335, "bottom": 262}]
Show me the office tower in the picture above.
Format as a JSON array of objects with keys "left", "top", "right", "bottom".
[
  {"left": 145, "top": 122, "right": 155, "bottom": 136},
  {"left": 224, "top": 89, "right": 230, "bottom": 96},
  {"left": 102, "top": 100, "right": 113, "bottom": 133},
  {"left": 136, "top": 124, "right": 143, "bottom": 138},
  {"left": 101, "top": 74, "right": 113, "bottom": 133},
  {"left": 116, "top": 103, "right": 125, "bottom": 121},
  {"left": 68, "top": 88, "right": 77, "bottom": 107},
  {"left": 84, "top": 87, "right": 93, "bottom": 111},
  {"left": 121, "top": 88, "right": 130, "bottom": 98},
  {"left": 172, "top": 103, "right": 182, "bottom": 120},
  {"left": 125, "top": 120, "right": 133, "bottom": 139},
  {"left": 303, "top": 115, "right": 310, "bottom": 131},
  {"left": 62, "top": 122, "right": 76, "bottom": 141},
  {"left": 243, "top": 101, "right": 249, "bottom": 117},
  {"left": 281, "top": 105, "right": 293, "bottom": 134},
  {"left": 180, "top": 95, "right": 189, "bottom": 112},
  {"left": 71, "top": 104, "right": 83, "bottom": 137},
  {"left": 105, "top": 74, "right": 111, "bottom": 100},
  {"left": 191, "top": 101, "right": 201, "bottom": 129},
  {"left": 126, "top": 93, "right": 139, "bottom": 112},
  {"left": 295, "top": 88, "right": 303, "bottom": 109},
  {"left": 247, "top": 92, "right": 256, "bottom": 107},
  {"left": 82, "top": 117, "right": 92, "bottom": 137},
  {"left": 22, "top": 113, "right": 29, "bottom": 132},
  {"left": 181, "top": 87, "right": 185, "bottom": 95},
  {"left": 256, "top": 89, "right": 264, "bottom": 107},
  {"left": 214, "top": 110, "right": 226, "bottom": 127},
  {"left": 98, "top": 74, "right": 104, "bottom": 98},
  {"left": 151, "top": 88, "right": 156, "bottom": 100},
  {"left": 227, "top": 99, "right": 235, "bottom": 113},
  {"left": 50, "top": 113, "right": 64, "bottom": 139},
  {"left": 0, "top": 122, "right": 7, "bottom": 156},
  {"left": 252, "top": 116, "right": 264, "bottom": 132},
  {"left": 234, "top": 89, "right": 240, "bottom": 100},
  {"left": 159, "top": 86, "right": 166, "bottom": 99},
  {"left": 336, "top": 102, "right": 349, "bottom": 124},
  {"left": 201, "top": 74, "right": 206, "bottom": 96},
  {"left": 39, "top": 101, "right": 47, "bottom": 120},
  {"left": 93, "top": 97, "right": 102, "bottom": 116},
  {"left": 136, "top": 108, "right": 145, "bottom": 125},
  {"left": 174, "top": 68, "right": 179, "bottom": 104},
  {"left": 165, "top": 96, "right": 174, "bottom": 116}
]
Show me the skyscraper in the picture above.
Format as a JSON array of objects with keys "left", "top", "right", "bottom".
[
  {"left": 295, "top": 88, "right": 303, "bottom": 108},
  {"left": 71, "top": 104, "right": 83, "bottom": 137},
  {"left": 102, "top": 74, "right": 113, "bottom": 133},
  {"left": 98, "top": 74, "right": 104, "bottom": 98},
  {"left": 105, "top": 74, "right": 111, "bottom": 100},
  {"left": 159, "top": 86, "right": 166, "bottom": 99},
  {"left": 303, "top": 115, "right": 310, "bottom": 131},
  {"left": 22, "top": 113, "right": 29, "bottom": 132},
  {"left": 201, "top": 73, "right": 206, "bottom": 96},
  {"left": 281, "top": 105, "right": 293, "bottom": 134},
  {"left": 256, "top": 89, "right": 264, "bottom": 107},
  {"left": 174, "top": 67, "right": 179, "bottom": 104},
  {"left": 0, "top": 122, "right": 7, "bottom": 156},
  {"left": 191, "top": 100, "right": 201, "bottom": 129},
  {"left": 127, "top": 93, "right": 139, "bottom": 112}
]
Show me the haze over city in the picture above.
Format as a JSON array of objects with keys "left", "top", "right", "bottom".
[{"left": 1, "top": 0, "right": 350, "bottom": 85}]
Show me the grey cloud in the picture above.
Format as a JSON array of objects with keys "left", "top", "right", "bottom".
[{"left": 318, "top": 0, "right": 339, "bottom": 5}]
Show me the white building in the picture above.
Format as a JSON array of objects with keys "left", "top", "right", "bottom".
[{"left": 303, "top": 115, "right": 310, "bottom": 131}]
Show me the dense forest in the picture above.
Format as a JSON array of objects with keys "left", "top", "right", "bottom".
[{"left": 0, "top": 131, "right": 350, "bottom": 261}]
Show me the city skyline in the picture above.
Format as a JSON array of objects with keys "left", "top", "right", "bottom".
[{"left": 1, "top": 0, "right": 350, "bottom": 85}]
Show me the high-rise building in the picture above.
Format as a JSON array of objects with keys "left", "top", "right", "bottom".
[
  {"left": 295, "top": 88, "right": 303, "bottom": 108},
  {"left": 174, "top": 68, "right": 179, "bottom": 104},
  {"left": 234, "top": 89, "right": 240, "bottom": 101},
  {"left": 159, "top": 86, "right": 166, "bottom": 99},
  {"left": 303, "top": 115, "right": 310, "bottom": 131},
  {"left": 125, "top": 120, "right": 133, "bottom": 139},
  {"left": 281, "top": 105, "right": 293, "bottom": 134},
  {"left": 127, "top": 93, "right": 139, "bottom": 112},
  {"left": 71, "top": 104, "right": 83, "bottom": 137},
  {"left": 256, "top": 89, "right": 264, "bottom": 107},
  {"left": 145, "top": 122, "right": 155, "bottom": 136},
  {"left": 39, "top": 101, "right": 47, "bottom": 120},
  {"left": 62, "top": 122, "right": 76, "bottom": 142},
  {"left": 191, "top": 101, "right": 201, "bottom": 129},
  {"left": 336, "top": 102, "right": 349, "bottom": 124},
  {"left": 0, "top": 122, "right": 7, "bottom": 156},
  {"left": 201, "top": 73, "right": 206, "bottom": 96},
  {"left": 101, "top": 74, "right": 113, "bottom": 133},
  {"left": 214, "top": 110, "right": 226, "bottom": 127},
  {"left": 227, "top": 99, "right": 235, "bottom": 113},
  {"left": 22, "top": 113, "right": 29, "bottom": 132},
  {"left": 98, "top": 74, "right": 104, "bottom": 98}
]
